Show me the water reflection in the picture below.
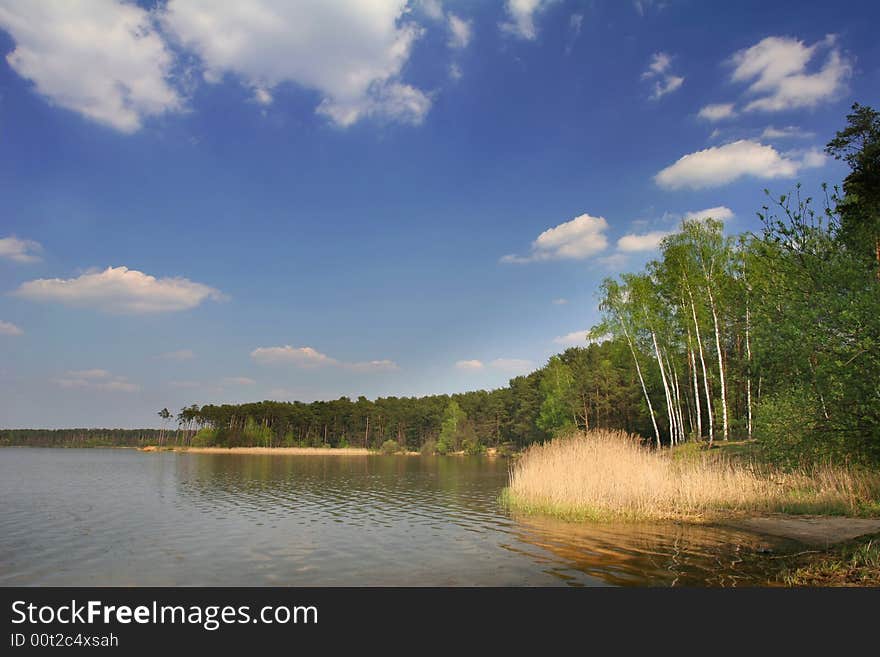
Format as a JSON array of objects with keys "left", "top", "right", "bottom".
[{"left": 0, "top": 449, "right": 798, "bottom": 586}]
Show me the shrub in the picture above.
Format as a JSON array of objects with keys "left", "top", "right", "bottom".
[
  {"left": 191, "top": 427, "right": 217, "bottom": 447},
  {"left": 380, "top": 439, "right": 401, "bottom": 455},
  {"left": 420, "top": 439, "right": 437, "bottom": 456}
]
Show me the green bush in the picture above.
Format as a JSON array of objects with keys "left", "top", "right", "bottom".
[
  {"left": 191, "top": 427, "right": 217, "bottom": 447},
  {"left": 420, "top": 439, "right": 437, "bottom": 456},
  {"left": 755, "top": 386, "right": 823, "bottom": 465},
  {"left": 380, "top": 439, "right": 401, "bottom": 455}
]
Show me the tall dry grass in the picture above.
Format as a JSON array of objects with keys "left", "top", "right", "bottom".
[{"left": 505, "top": 430, "right": 880, "bottom": 521}]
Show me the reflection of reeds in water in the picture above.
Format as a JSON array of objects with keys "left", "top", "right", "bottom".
[
  {"left": 506, "top": 430, "right": 880, "bottom": 522},
  {"left": 506, "top": 513, "right": 797, "bottom": 587}
]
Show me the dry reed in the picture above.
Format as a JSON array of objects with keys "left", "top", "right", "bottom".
[{"left": 505, "top": 430, "right": 880, "bottom": 521}]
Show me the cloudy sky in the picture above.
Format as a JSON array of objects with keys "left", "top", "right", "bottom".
[{"left": 1, "top": 0, "right": 878, "bottom": 428}]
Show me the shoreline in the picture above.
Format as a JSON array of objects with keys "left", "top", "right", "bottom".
[{"left": 141, "top": 445, "right": 374, "bottom": 455}]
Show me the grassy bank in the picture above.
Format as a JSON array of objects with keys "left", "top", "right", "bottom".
[
  {"left": 774, "top": 533, "right": 880, "bottom": 586},
  {"left": 504, "top": 430, "right": 880, "bottom": 522}
]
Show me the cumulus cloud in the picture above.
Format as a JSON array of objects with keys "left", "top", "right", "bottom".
[
  {"left": 654, "top": 139, "right": 824, "bottom": 190},
  {"left": 502, "top": 0, "right": 554, "bottom": 40},
  {"left": 52, "top": 369, "right": 139, "bottom": 392},
  {"left": 158, "top": 349, "right": 195, "bottom": 361},
  {"left": 0, "top": 320, "right": 24, "bottom": 336},
  {"left": 14, "top": 266, "right": 224, "bottom": 314},
  {"left": 643, "top": 52, "right": 684, "bottom": 100},
  {"left": 221, "top": 377, "right": 256, "bottom": 386},
  {"left": 501, "top": 213, "right": 609, "bottom": 263},
  {"left": 698, "top": 103, "right": 736, "bottom": 121},
  {"left": 553, "top": 330, "right": 588, "bottom": 347},
  {"left": 455, "top": 359, "right": 484, "bottom": 371},
  {"left": 683, "top": 206, "right": 735, "bottom": 222},
  {"left": 731, "top": 35, "right": 851, "bottom": 113},
  {"left": 489, "top": 358, "right": 533, "bottom": 373},
  {"left": 0, "top": 1, "right": 181, "bottom": 133},
  {"left": 163, "top": 0, "right": 431, "bottom": 127},
  {"left": 251, "top": 345, "right": 397, "bottom": 372},
  {"left": 616, "top": 230, "right": 672, "bottom": 252},
  {"left": 0, "top": 236, "right": 42, "bottom": 263},
  {"left": 447, "top": 14, "right": 472, "bottom": 49}
]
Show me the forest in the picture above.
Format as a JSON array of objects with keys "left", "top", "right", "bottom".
[{"left": 4, "top": 104, "right": 878, "bottom": 465}]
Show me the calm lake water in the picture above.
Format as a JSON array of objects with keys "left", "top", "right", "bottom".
[{"left": 0, "top": 448, "right": 800, "bottom": 586}]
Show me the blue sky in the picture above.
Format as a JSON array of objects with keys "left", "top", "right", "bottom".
[{"left": 1, "top": 0, "right": 878, "bottom": 428}]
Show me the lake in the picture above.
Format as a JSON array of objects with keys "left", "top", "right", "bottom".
[{"left": 0, "top": 448, "right": 798, "bottom": 586}]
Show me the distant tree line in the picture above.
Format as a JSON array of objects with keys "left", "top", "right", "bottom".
[{"left": 0, "top": 428, "right": 163, "bottom": 448}]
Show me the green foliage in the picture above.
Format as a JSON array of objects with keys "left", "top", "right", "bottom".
[
  {"left": 420, "top": 439, "right": 437, "bottom": 456},
  {"left": 191, "top": 427, "right": 217, "bottom": 447},
  {"left": 380, "top": 439, "right": 402, "bottom": 455},
  {"left": 437, "top": 400, "right": 467, "bottom": 453},
  {"left": 537, "top": 356, "right": 576, "bottom": 434},
  {"left": 243, "top": 417, "right": 273, "bottom": 447}
]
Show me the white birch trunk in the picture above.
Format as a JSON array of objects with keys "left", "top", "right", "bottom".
[{"left": 622, "top": 323, "right": 661, "bottom": 448}]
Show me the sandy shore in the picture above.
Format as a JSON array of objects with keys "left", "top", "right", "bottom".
[{"left": 141, "top": 446, "right": 373, "bottom": 455}]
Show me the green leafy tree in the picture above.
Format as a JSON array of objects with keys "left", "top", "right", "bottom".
[{"left": 537, "top": 356, "right": 576, "bottom": 434}]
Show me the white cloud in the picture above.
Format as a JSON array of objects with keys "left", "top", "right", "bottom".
[
  {"left": 489, "top": 358, "right": 533, "bottom": 373},
  {"left": 447, "top": 14, "right": 472, "bottom": 49},
  {"left": 221, "top": 377, "right": 256, "bottom": 386},
  {"left": 169, "top": 380, "right": 201, "bottom": 389},
  {"left": 251, "top": 345, "right": 397, "bottom": 372},
  {"left": 163, "top": 0, "right": 431, "bottom": 127},
  {"left": 598, "top": 253, "right": 630, "bottom": 270},
  {"left": 644, "top": 52, "right": 672, "bottom": 77},
  {"left": 251, "top": 345, "right": 337, "bottom": 367},
  {"left": 419, "top": 0, "right": 445, "bottom": 21},
  {"left": 14, "top": 266, "right": 224, "bottom": 314},
  {"left": 502, "top": 0, "right": 554, "bottom": 40},
  {"left": 52, "top": 369, "right": 139, "bottom": 392},
  {"left": 0, "top": 1, "right": 181, "bottom": 133},
  {"left": 761, "top": 125, "right": 814, "bottom": 140},
  {"left": 731, "top": 35, "right": 851, "bottom": 113},
  {"left": 501, "top": 213, "right": 609, "bottom": 263},
  {"left": 643, "top": 52, "right": 684, "bottom": 99},
  {"left": 158, "top": 349, "right": 195, "bottom": 361},
  {"left": 616, "top": 230, "right": 672, "bottom": 252},
  {"left": 654, "top": 139, "right": 823, "bottom": 190},
  {"left": 449, "top": 63, "right": 463, "bottom": 80},
  {"left": 683, "top": 206, "right": 735, "bottom": 222},
  {"left": 552, "top": 298, "right": 568, "bottom": 305},
  {"left": 698, "top": 103, "right": 736, "bottom": 121},
  {"left": 0, "top": 320, "right": 23, "bottom": 336},
  {"left": 456, "top": 359, "right": 484, "bottom": 371},
  {"left": 797, "top": 148, "right": 826, "bottom": 169},
  {"left": 553, "top": 330, "right": 588, "bottom": 347},
  {"left": 347, "top": 359, "right": 400, "bottom": 373},
  {"left": 66, "top": 369, "right": 111, "bottom": 379},
  {"left": 0, "top": 236, "right": 42, "bottom": 263}
]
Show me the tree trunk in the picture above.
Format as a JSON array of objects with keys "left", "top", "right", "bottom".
[
  {"left": 650, "top": 329, "right": 676, "bottom": 447},
  {"left": 745, "top": 300, "right": 753, "bottom": 441},
  {"left": 622, "top": 323, "right": 661, "bottom": 447},
  {"left": 686, "top": 285, "right": 714, "bottom": 445},
  {"left": 706, "top": 285, "right": 729, "bottom": 441}
]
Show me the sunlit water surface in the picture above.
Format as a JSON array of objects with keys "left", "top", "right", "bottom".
[{"left": 0, "top": 448, "right": 800, "bottom": 586}]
